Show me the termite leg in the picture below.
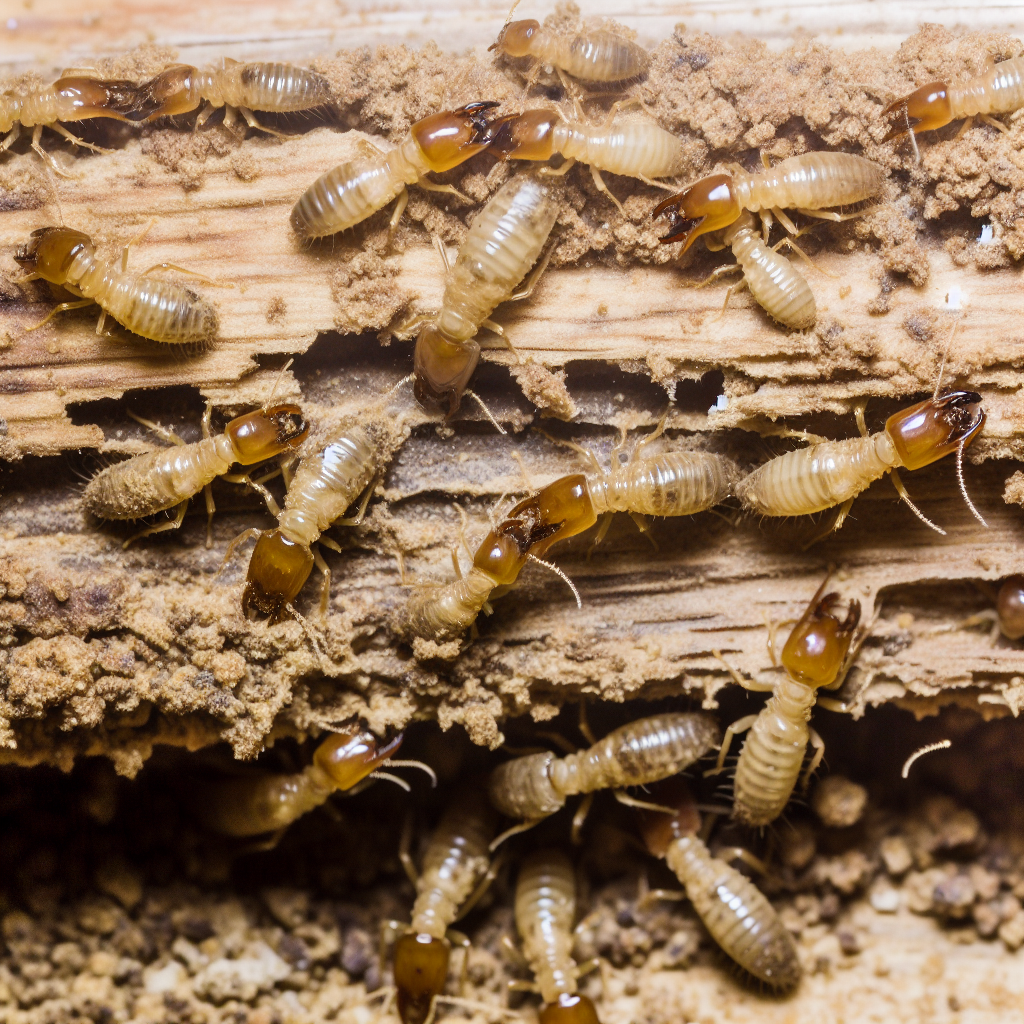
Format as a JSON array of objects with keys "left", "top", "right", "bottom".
[
  {"left": 611, "top": 789, "right": 677, "bottom": 815},
  {"left": 218, "top": 527, "right": 262, "bottom": 576},
  {"left": 571, "top": 792, "right": 595, "bottom": 844},
  {"left": 712, "top": 650, "right": 775, "bottom": 692},
  {"left": 577, "top": 957, "right": 603, "bottom": 982},
  {"left": 637, "top": 171, "right": 679, "bottom": 193},
  {"left": 127, "top": 410, "right": 187, "bottom": 447},
  {"left": 960, "top": 608, "right": 1002, "bottom": 645},
  {"left": 195, "top": 102, "right": 216, "bottom": 130},
  {"left": 238, "top": 105, "right": 288, "bottom": 137},
  {"left": 684, "top": 263, "right": 743, "bottom": 291},
  {"left": 417, "top": 177, "right": 471, "bottom": 204},
  {"left": 479, "top": 318, "right": 522, "bottom": 361},
  {"left": 816, "top": 696, "right": 851, "bottom": 714},
  {"left": 578, "top": 697, "right": 597, "bottom": 746},
  {"left": 26, "top": 298, "right": 95, "bottom": 331},
  {"left": 555, "top": 65, "right": 587, "bottom": 120},
  {"left": 628, "top": 511, "right": 658, "bottom": 549},
  {"left": 604, "top": 95, "right": 659, "bottom": 123},
  {"left": 445, "top": 930, "right": 472, "bottom": 995},
  {"left": 718, "top": 846, "right": 770, "bottom": 875},
  {"left": 312, "top": 545, "right": 332, "bottom": 620},
  {"left": 233, "top": 472, "right": 282, "bottom": 517},
  {"left": 455, "top": 849, "right": 505, "bottom": 920},
  {"left": 378, "top": 919, "right": 404, "bottom": 973},
  {"left": 47, "top": 122, "right": 114, "bottom": 157},
  {"left": 775, "top": 235, "right": 839, "bottom": 281},
  {"left": 793, "top": 205, "right": 884, "bottom": 224},
  {"left": 799, "top": 728, "right": 826, "bottom": 791},
  {"left": 121, "top": 219, "right": 156, "bottom": 271},
  {"left": 801, "top": 497, "right": 856, "bottom": 550},
  {"left": 770, "top": 207, "right": 800, "bottom": 237},
  {"left": 388, "top": 188, "right": 410, "bottom": 238},
  {"left": 489, "top": 818, "right": 543, "bottom": 852},
  {"left": 140, "top": 262, "right": 219, "bottom": 285},
  {"left": 765, "top": 615, "right": 797, "bottom": 666},
  {"left": 508, "top": 241, "right": 555, "bottom": 302},
  {"left": 636, "top": 887, "right": 685, "bottom": 912},
  {"left": 123, "top": 501, "right": 188, "bottom": 549},
  {"left": 588, "top": 164, "right": 625, "bottom": 216},
  {"left": 538, "top": 156, "right": 577, "bottom": 178},
  {"left": 398, "top": 811, "right": 418, "bottom": 885},
  {"left": 499, "top": 934, "right": 529, "bottom": 969},
  {"left": 979, "top": 113, "right": 1010, "bottom": 135},
  {"left": 588, "top": 512, "right": 614, "bottom": 555},
  {"left": 333, "top": 475, "right": 378, "bottom": 527},
  {"left": 0, "top": 123, "right": 20, "bottom": 154},
  {"left": 708, "top": 713, "right": 758, "bottom": 776}
]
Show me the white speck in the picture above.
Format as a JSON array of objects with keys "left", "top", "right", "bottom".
[
  {"left": 601, "top": 222, "right": 610, "bottom": 230},
  {"left": 708, "top": 394, "right": 729, "bottom": 414},
  {"left": 979, "top": 223, "right": 994, "bottom": 244},
  {"left": 869, "top": 882, "right": 900, "bottom": 914},
  {"left": 944, "top": 286, "right": 963, "bottom": 310},
  {"left": 6, "top": 18, "right": 16, "bottom": 29}
]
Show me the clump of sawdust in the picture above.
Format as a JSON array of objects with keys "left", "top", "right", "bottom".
[
  {"left": 329, "top": 246, "right": 403, "bottom": 334},
  {"left": 508, "top": 362, "right": 577, "bottom": 421},
  {"left": 1003, "top": 470, "right": 1024, "bottom": 506}
]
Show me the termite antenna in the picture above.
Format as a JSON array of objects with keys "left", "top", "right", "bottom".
[
  {"left": 385, "top": 372, "right": 415, "bottom": 400},
  {"left": 263, "top": 357, "right": 294, "bottom": 411},
  {"left": 41, "top": 160, "right": 65, "bottom": 227},
  {"left": 529, "top": 554, "right": 581, "bottom": 608},
  {"left": 901, "top": 739, "right": 951, "bottom": 778},
  {"left": 899, "top": 489, "right": 946, "bottom": 536},
  {"left": 384, "top": 758, "right": 439, "bottom": 787},
  {"left": 956, "top": 437, "right": 988, "bottom": 527},
  {"left": 490, "top": 0, "right": 524, "bottom": 49},
  {"left": 368, "top": 770, "right": 412, "bottom": 792},
  {"left": 464, "top": 389, "right": 507, "bottom": 435}
]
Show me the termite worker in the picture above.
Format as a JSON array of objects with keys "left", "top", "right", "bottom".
[
  {"left": 639, "top": 780, "right": 801, "bottom": 989},
  {"left": 488, "top": 712, "right": 720, "bottom": 833},
  {"left": 410, "top": 175, "right": 559, "bottom": 417},
  {"left": 511, "top": 848, "right": 603, "bottom": 1024},
  {"left": 662, "top": 209, "right": 817, "bottom": 331},
  {"left": 390, "top": 791, "right": 499, "bottom": 1024},
  {"left": 484, "top": 105, "right": 685, "bottom": 212},
  {"left": 653, "top": 152, "right": 885, "bottom": 255},
  {"left": 0, "top": 72, "right": 141, "bottom": 173},
  {"left": 490, "top": 7, "right": 649, "bottom": 90},
  {"left": 199, "top": 726, "right": 406, "bottom": 837},
  {"left": 881, "top": 55, "right": 1024, "bottom": 147},
  {"left": 15, "top": 225, "right": 219, "bottom": 346},
  {"left": 734, "top": 392, "right": 986, "bottom": 537},
  {"left": 290, "top": 101, "right": 500, "bottom": 240},
  {"left": 129, "top": 59, "right": 333, "bottom": 134},
  {"left": 711, "top": 578, "right": 866, "bottom": 827},
  {"left": 82, "top": 403, "right": 308, "bottom": 548}
]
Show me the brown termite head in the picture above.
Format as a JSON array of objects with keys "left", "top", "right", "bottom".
[
  {"left": 539, "top": 994, "right": 601, "bottom": 1024},
  {"left": 476, "top": 510, "right": 561, "bottom": 585},
  {"left": 881, "top": 81, "right": 952, "bottom": 140},
  {"left": 504, "top": 474, "right": 598, "bottom": 557},
  {"left": 242, "top": 528, "right": 314, "bottom": 621},
  {"left": 637, "top": 778, "right": 701, "bottom": 858},
  {"left": 226, "top": 404, "right": 308, "bottom": 464},
  {"left": 997, "top": 576, "right": 1024, "bottom": 640},
  {"left": 484, "top": 109, "right": 558, "bottom": 162},
  {"left": 313, "top": 727, "right": 403, "bottom": 789},
  {"left": 410, "top": 101, "right": 501, "bottom": 173},
  {"left": 884, "top": 391, "right": 985, "bottom": 471},
  {"left": 413, "top": 327, "right": 480, "bottom": 418},
  {"left": 394, "top": 932, "right": 450, "bottom": 1024},
  {"left": 54, "top": 76, "right": 140, "bottom": 120},
  {"left": 129, "top": 64, "right": 202, "bottom": 121},
  {"left": 15, "top": 226, "right": 93, "bottom": 284},
  {"left": 653, "top": 173, "right": 741, "bottom": 254},
  {"left": 489, "top": 19, "right": 540, "bottom": 57},
  {"left": 781, "top": 587, "right": 861, "bottom": 689}
]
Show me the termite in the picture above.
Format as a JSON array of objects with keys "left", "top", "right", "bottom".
[
  {"left": 711, "top": 577, "right": 866, "bottom": 827},
  {"left": 483, "top": 105, "right": 685, "bottom": 213},
  {"left": 82, "top": 402, "right": 308, "bottom": 548},
  {"left": 0, "top": 73, "right": 141, "bottom": 174},
  {"left": 130, "top": 60, "right": 333, "bottom": 134},
  {"left": 666, "top": 210, "right": 817, "bottom": 331},
  {"left": 490, "top": 4, "right": 649, "bottom": 90},
  {"left": 200, "top": 726, "right": 421, "bottom": 837},
  {"left": 15, "top": 225, "right": 219, "bottom": 345},
  {"left": 290, "top": 101, "right": 500, "bottom": 240},
  {"left": 880, "top": 55, "right": 1024, "bottom": 154},
  {"left": 410, "top": 175, "right": 559, "bottom": 417},
  {"left": 734, "top": 392, "right": 986, "bottom": 538},
  {"left": 232, "top": 408, "right": 407, "bottom": 623},
  {"left": 511, "top": 848, "right": 602, "bottom": 1024},
  {"left": 638, "top": 780, "right": 801, "bottom": 990},
  {"left": 487, "top": 712, "right": 720, "bottom": 838},
  {"left": 653, "top": 152, "right": 885, "bottom": 255},
  {"left": 391, "top": 790, "right": 500, "bottom": 1024}
]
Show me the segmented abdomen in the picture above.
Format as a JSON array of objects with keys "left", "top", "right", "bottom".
[
  {"left": 290, "top": 155, "right": 405, "bottom": 238},
  {"left": 438, "top": 177, "right": 558, "bottom": 341},
  {"left": 234, "top": 62, "right": 332, "bottom": 111},
  {"left": 735, "top": 434, "right": 894, "bottom": 517},
  {"left": 201, "top": 768, "right": 329, "bottom": 837},
  {"left": 730, "top": 226, "right": 815, "bottom": 329},
  {"left": 278, "top": 428, "right": 378, "bottom": 545},
  {"left": 745, "top": 153, "right": 883, "bottom": 212},
  {"left": 515, "top": 849, "right": 579, "bottom": 1003},
  {"left": 488, "top": 752, "right": 564, "bottom": 819},
  {"left": 592, "top": 451, "right": 736, "bottom": 517},
  {"left": 666, "top": 835, "right": 801, "bottom": 989},
  {"left": 553, "top": 31, "right": 649, "bottom": 81},
  {"left": 733, "top": 700, "right": 809, "bottom": 826},
  {"left": 554, "top": 712, "right": 720, "bottom": 795},
  {"left": 953, "top": 55, "right": 1024, "bottom": 117},
  {"left": 558, "top": 120, "right": 685, "bottom": 178},
  {"left": 83, "top": 436, "right": 230, "bottom": 519},
  {"left": 405, "top": 569, "right": 498, "bottom": 641},
  {"left": 412, "top": 796, "right": 495, "bottom": 938}
]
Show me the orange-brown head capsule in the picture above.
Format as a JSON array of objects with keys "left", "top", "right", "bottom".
[
  {"left": 484, "top": 109, "right": 558, "bottom": 162},
  {"left": 881, "top": 81, "right": 953, "bottom": 141},
  {"left": 411, "top": 101, "right": 500, "bottom": 173},
  {"left": 884, "top": 391, "right": 985, "bottom": 471},
  {"left": 539, "top": 994, "right": 601, "bottom": 1024},
  {"left": 413, "top": 327, "right": 481, "bottom": 418},
  {"left": 15, "top": 226, "right": 93, "bottom": 284},
  {"left": 653, "top": 174, "right": 741, "bottom": 254},
  {"left": 489, "top": 19, "right": 540, "bottom": 57},
  {"left": 242, "top": 528, "right": 314, "bottom": 620},
  {"left": 54, "top": 76, "right": 139, "bottom": 120},
  {"left": 129, "top": 64, "right": 202, "bottom": 120},
  {"left": 638, "top": 779, "right": 701, "bottom": 858},
  {"left": 997, "top": 576, "right": 1024, "bottom": 640},
  {"left": 312, "top": 728, "right": 403, "bottom": 789},
  {"left": 226, "top": 404, "right": 309, "bottom": 464},
  {"left": 781, "top": 589, "right": 861, "bottom": 688},
  {"left": 505, "top": 474, "right": 598, "bottom": 556},
  {"left": 394, "top": 932, "right": 451, "bottom": 1024}
]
